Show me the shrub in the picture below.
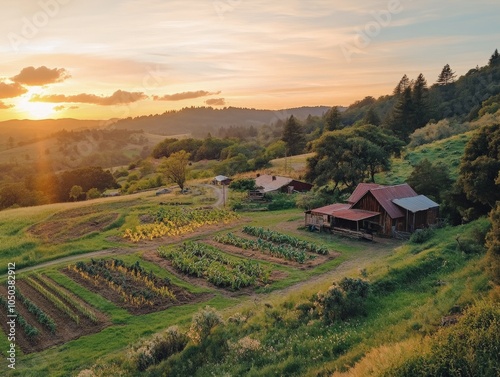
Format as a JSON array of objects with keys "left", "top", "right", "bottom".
[
  {"left": 188, "top": 306, "right": 224, "bottom": 344},
  {"left": 410, "top": 228, "right": 435, "bottom": 244},
  {"left": 316, "top": 278, "right": 370, "bottom": 324},
  {"left": 128, "top": 326, "right": 188, "bottom": 371},
  {"left": 229, "top": 178, "right": 256, "bottom": 192},
  {"left": 267, "top": 193, "right": 297, "bottom": 210}
]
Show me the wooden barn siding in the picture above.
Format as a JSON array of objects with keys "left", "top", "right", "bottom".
[{"left": 353, "top": 193, "right": 390, "bottom": 236}]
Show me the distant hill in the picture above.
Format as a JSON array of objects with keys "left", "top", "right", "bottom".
[
  {"left": 0, "top": 119, "right": 104, "bottom": 151},
  {"left": 110, "top": 106, "right": 333, "bottom": 136}
]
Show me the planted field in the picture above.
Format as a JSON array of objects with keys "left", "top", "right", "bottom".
[
  {"left": 211, "top": 227, "right": 335, "bottom": 266},
  {"left": 123, "top": 207, "right": 240, "bottom": 242},
  {"left": 64, "top": 259, "right": 197, "bottom": 314},
  {"left": 214, "top": 232, "right": 312, "bottom": 263},
  {"left": 243, "top": 226, "right": 329, "bottom": 255},
  {"left": 0, "top": 274, "right": 107, "bottom": 353},
  {"left": 158, "top": 242, "right": 271, "bottom": 290}
]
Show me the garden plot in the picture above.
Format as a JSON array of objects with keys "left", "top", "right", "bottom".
[
  {"left": 156, "top": 242, "right": 273, "bottom": 290},
  {"left": 63, "top": 259, "right": 203, "bottom": 315},
  {"left": 210, "top": 226, "right": 339, "bottom": 267},
  {"left": 0, "top": 274, "right": 108, "bottom": 353},
  {"left": 123, "top": 207, "right": 240, "bottom": 242}
]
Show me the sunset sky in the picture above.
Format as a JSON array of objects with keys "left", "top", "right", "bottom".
[{"left": 1, "top": 0, "right": 499, "bottom": 121}]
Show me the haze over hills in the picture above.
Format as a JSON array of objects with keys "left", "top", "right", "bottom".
[{"left": 109, "top": 106, "right": 333, "bottom": 136}]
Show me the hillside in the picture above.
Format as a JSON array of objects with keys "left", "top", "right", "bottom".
[{"left": 111, "top": 106, "right": 332, "bottom": 136}]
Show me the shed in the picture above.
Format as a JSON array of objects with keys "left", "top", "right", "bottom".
[{"left": 392, "top": 195, "right": 439, "bottom": 232}]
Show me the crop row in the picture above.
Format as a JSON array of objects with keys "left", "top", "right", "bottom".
[
  {"left": 124, "top": 207, "right": 239, "bottom": 242},
  {"left": 68, "top": 259, "right": 177, "bottom": 307},
  {"left": 213, "top": 232, "right": 311, "bottom": 264},
  {"left": 0, "top": 295, "right": 39, "bottom": 340},
  {"left": 15, "top": 288, "right": 56, "bottom": 333},
  {"left": 158, "top": 242, "right": 270, "bottom": 290},
  {"left": 25, "top": 277, "right": 80, "bottom": 324},
  {"left": 34, "top": 274, "right": 99, "bottom": 323},
  {"left": 242, "top": 226, "right": 329, "bottom": 255}
]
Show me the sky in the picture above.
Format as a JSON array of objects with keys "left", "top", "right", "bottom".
[{"left": 0, "top": 0, "right": 499, "bottom": 121}]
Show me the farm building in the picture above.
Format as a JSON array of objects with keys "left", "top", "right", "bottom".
[
  {"left": 254, "top": 174, "right": 313, "bottom": 194},
  {"left": 305, "top": 183, "right": 439, "bottom": 238},
  {"left": 213, "top": 175, "right": 232, "bottom": 185}
]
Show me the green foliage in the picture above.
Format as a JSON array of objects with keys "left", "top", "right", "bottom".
[
  {"left": 408, "top": 118, "right": 473, "bottom": 148},
  {"left": 406, "top": 158, "right": 453, "bottom": 201},
  {"left": 486, "top": 202, "right": 500, "bottom": 283},
  {"left": 158, "top": 242, "right": 269, "bottom": 289},
  {"left": 86, "top": 188, "right": 101, "bottom": 200},
  {"left": 242, "top": 226, "right": 329, "bottom": 254},
  {"left": 306, "top": 125, "right": 403, "bottom": 191},
  {"left": 229, "top": 178, "right": 256, "bottom": 192},
  {"left": 324, "top": 106, "right": 343, "bottom": 131},
  {"left": 315, "top": 278, "right": 371, "bottom": 324},
  {"left": 128, "top": 326, "right": 188, "bottom": 371},
  {"left": 267, "top": 193, "right": 297, "bottom": 211},
  {"left": 281, "top": 115, "right": 306, "bottom": 156},
  {"left": 16, "top": 288, "right": 57, "bottom": 333},
  {"left": 386, "top": 300, "right": 500, "bottom": 377},
  {"left": 161, "top": 150, "right": 190, "bottom": 191},
  {"left": 409, "top": 228, "right": 435, "bottom": 244},
  {"left": 188, "top": 306, "right": 224, "bottom": 344},
  {"left": 458, "top": 123, "right": 500, "bottom": 214}
]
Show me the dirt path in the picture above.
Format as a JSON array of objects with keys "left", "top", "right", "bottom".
[{"left": 202, "top": 184, "right": 225, "bottom": 207}]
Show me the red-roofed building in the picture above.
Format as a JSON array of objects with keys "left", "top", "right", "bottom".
[{"left": 305, "top": 183, "right": 439, "bottom": 238}]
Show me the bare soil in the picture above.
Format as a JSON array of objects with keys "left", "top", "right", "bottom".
[
  {"left": 29, "top": 212, "right": 120, "bottom": 243},
  {"left": 62, "top": 265, "right": 212, "bottom": 315},
  {"left": 0, "top": 279, "right": 110, "bottom": 354}
]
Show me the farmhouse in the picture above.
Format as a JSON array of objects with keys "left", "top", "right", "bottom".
[
  {"left": 305, "top": 183, "right": 439, "bottom": 238},
  {"left": 254, "top": 174, "right": 313, "bottom": 194}
]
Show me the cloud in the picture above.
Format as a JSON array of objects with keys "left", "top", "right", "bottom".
[
  {"left": 31, "top": 90, "right": 148, "bottom": 106},
  {"left": 153, "top": 90, "right": 221, "bottom": 101},
  {"left": 69, "top": 106, "right": 79, "bottom": 110},
  {"left": 0, "top": 101, "right": 13, "bottom": 109},
  {"left": 53, "top": 105, "right": 65, "bottom": 111},
  {"left": 205, "top": 98, "right": 226, "bottom": 106},
  {"left": 11, "top": 66, "right": 71, "bottom": 86},
  {"left": 0, "top": 81, "right": 27, "bottom": 99}
]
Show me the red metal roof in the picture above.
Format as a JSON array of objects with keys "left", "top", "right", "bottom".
[
  {"left": 331, "top": 209, "right": 380, "bottom": 221},
  {"left": 368, "top": 184, "right": 418, "bottom": 219},
  {"left": 347, "top": 183, "right": 384, "bottom": 204},
  {"left": 311, "top": 203, "right": 351, "bottom": 215}
]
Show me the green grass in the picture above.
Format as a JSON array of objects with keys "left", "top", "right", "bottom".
[{"left": 377, "top": 132, "right": 472, "bottom": 184}]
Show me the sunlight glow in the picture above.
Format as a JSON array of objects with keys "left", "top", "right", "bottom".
[{"left": 16, "top": 89, "right": 56, "bottom": 119}]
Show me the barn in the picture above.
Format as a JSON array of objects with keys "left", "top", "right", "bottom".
[
  {"left": 305, "top": 183, "right": 439, "bottom": 238},
  {"left": 254, "top": 174, "right": 313, "bottom": 194}
]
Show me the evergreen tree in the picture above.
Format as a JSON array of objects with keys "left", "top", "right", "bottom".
[
  {"left": 385, "top": 86, "right": 415, "bottom": 141},
  {"left": 324, "top": 106, "right": 342, "bottom": 131},
  {"left": 436, "top": 64, "right": 456, "bottom": 85},
  {"left": 489, "top": 49, "right": 500, "bottom": 67},
  {"left": 393, "top": 74, "right": 410, "bottom": 95},
  {"left": 412, "top": 73, "right": 430, "bottom": 128},
  {"left": 281, "top": 115, "right": 306, "bottom": 156},
  {"left": 362, "top": 106, "right": 381, "bottom": 126}
]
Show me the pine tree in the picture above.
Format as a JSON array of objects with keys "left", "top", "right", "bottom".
[
  {"left": 362, "top": 106, "right": 381, "bottom": 126},
  {"left": 393, "top": 74, "right": 410, "bottom": 95},
  {"left": 412, "top": 73, "right": 430, "bottom": 128},
  {"left": 386, "top": 86, "right": 415, "bottom": 141},
  {"left": 436, "top": 64, "right": 456, "bottom": 85},
  {"left": 324, "top": 106, "right": 342, "bottom": 131},
  {"left": 281, "top": 115, "right": 306, "bottom": 156},
  {"left": 489, "top": 49, "right": 500, "bottom": 66}
]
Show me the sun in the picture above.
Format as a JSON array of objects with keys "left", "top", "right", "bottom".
[{"left": 16, "top": 88, "right": 56, "bottom": 119}]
